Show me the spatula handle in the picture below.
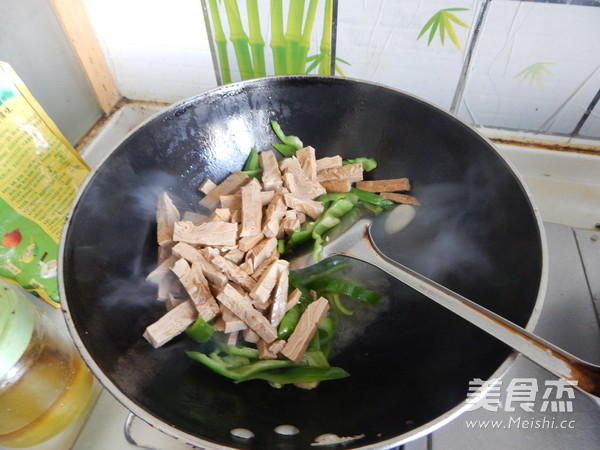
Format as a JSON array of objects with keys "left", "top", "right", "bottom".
[{"left": 332, "top": 220, "right": 600, "bottom": 399}]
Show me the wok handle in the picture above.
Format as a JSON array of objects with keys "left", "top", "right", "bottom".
[{"left": 336, "top": 222, "right": 600, "bottom": 399}]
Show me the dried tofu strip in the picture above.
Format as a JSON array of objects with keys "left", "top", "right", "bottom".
[
  {"left": 170, "top": 259, "right": 220, "bottom": 321},
  {"left": 238, "top": 233, "right": 264, "bottom": 252},
  {"left": 143, "top": 299, "right": 197, "bottom": 348},
  {"left": 260, "top": 150, "right": 283, "bottom": 191},
  {"left": 281, "top": 297, "right": 330, "bottom": 362},
  {"left": 249, "top": 259, "right": 288, "bottom": 308},
  {"left": 320, "top": 179, "right": 351, "bottom": 193},
  {"left": 269, "top": 263, "right": 289, "bottom": 327},
  {"left": 171, "top": 242, "right": 228, "bottom": 287},
  {"left": 262, "top": 188, "right": 288, "bottom": 238},
  {"left": 281, "top": 210, "right": 301, "bottom": 237},
  {"left": 216, "top": 283, "right": 277, "bottom": 343},
  {"left": 296, "top": 146, "right": 318, "bottom": 182},
  {"left": 220, "top": 190, "right": 274, "bottom": 209},
  {"left": 258, "top": 339, "right": 286, "bottom": 360},
  {"left": 240, "top": 179, "right": 263, "bottom": 237},
  {"left": 173, "top": 220, "right": 238, "bottom": 247},
  {"left": 284, "top": 193, "right": 324, "bottom": 219},
  {"left": 209, "top": 208, "right": 232, "bottom": 222},
  {"left": 316, "top": 155, "right": 342, "bottom": 171},
  {"left": 244, "top": 237, "right": 278, "bottom": 272},
  {"left": 223, "top": 248, "right": 245, "bottom": 265},
  {"left": 198, "top": 178, "right": 217, "bottom": 195},
  {"left": 156, "top": 192, "right": 180, "bottom": 247},
  {"left": 221, "top": 305, "right": 248, "bottom": 333},
  {"left": 146, "top": 254, "right": 177, "bottom": 284},
  {"left": 356, "top": 178, "right": 411, "bottom": 193},
  {"left": 280, "top": 156, "right": 326, "bottom": 199},
  {"left": 380, "top": 192, "right": 421, "bottom": 206},
  {"left": 182, "top": 210, "right": 208, "bottom": 224},
  {"left": 286, "top": 288, "right": 302, "bottom": 312},
  {"left": 207, "top": 252, "right": 256, "bottom": 292},
  {"left": 317, "top": 162, "right": 364, "bottom": 183},
  {"left": 199, "top": 170, "right": 250, "bottom": 210}
]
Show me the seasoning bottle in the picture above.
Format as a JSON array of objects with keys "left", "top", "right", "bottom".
[{"left": 0, "top": 280, "right": 96, "bottom": 448}]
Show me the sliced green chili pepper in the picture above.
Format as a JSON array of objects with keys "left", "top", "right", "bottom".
[
  {"left": 312, "top": 235, "right": 324, "bottom": 262},
  {"left": 277, "top": 304, "right": 301, "bottom": 340},
  {"left": 186, "top": 351, "right": 295, "bottom": 381},
  {"left": 185, "top": 316, "right": 214, "bottom": 343},
  {"left": 350, "top": 187, "right": 396, "bottom": 209},
  {"left": 217, "top": 343, "right": 260, "bottom": 359},
  {"left": 277, "top": 238, "right": 286, "bottom": 254},
  {"left": 317, "top": 192, "right": 358, "bottom": 206},
  {"left": 327, "top": 292, "right": 354, "bottom": 316},
  {"left": 344, "top": 157, "right": 378, "bottom": 172},
  {"left": 272, "top": 142, "right": 297, "bottom": 157},
  {"left": 288, "top": 271, "right": 312, "bottom": 305},
  {"left": 243, "top": 146, "right": 260, "bottom": 171},
  {"left": 270, "top": 120, "right": 303, "bottom": 151},
  {"left": 356, "top": 201, "right": 384, "bottom": 214},
  {"left": 287, "top": 223, "right": 314, "bottom": 246},
  {"left": 311, "top": 198, "right": 355, "bottom": 238},
  {"left": 241, "top": 167, "right": 263, "bottom": 178},
  {"left": 300, "top": 350, "right": 330, "bottom": 368},
  {"left": 240, "top": 366, "right": 349, "bottom": 384},
  {"left": 316, "top": 314, "right": 338, "bottom": 357},
  {"left": 295, "top": 259, "right": 348, "bottom": 285},
  {"left": 308, "top": 278, "right": 382, "bottom": 305}
]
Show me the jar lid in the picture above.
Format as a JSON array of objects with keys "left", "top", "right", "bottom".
[{"left": 0, "top": 279, "right": 35, "bottom": 378}]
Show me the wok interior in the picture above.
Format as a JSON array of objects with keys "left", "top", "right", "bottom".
[{"left": 62, "top": 77, "right": 543, "bottom": 448}]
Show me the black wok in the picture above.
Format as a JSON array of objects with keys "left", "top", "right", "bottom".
[{"left": 59, "top": 76, "right": 546, "bottom": 449}]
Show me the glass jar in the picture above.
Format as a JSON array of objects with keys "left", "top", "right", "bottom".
[{"left": 0, "top": 280, "right": 96, "bottom": 448}]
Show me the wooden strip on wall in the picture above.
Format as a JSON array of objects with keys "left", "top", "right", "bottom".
[{"left": 49, "top": 0, "right": 120, "bottom": 113}]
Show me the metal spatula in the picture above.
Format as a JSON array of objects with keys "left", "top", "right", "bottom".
[{"left": 293, "top": 214, "right": 600, "bottom": 399}]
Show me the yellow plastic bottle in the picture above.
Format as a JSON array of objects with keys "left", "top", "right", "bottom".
[{"left": 0, "top": 280, "right": 97, "bottom": 448}]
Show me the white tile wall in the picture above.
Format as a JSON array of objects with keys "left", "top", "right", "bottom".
[
  {"left": 83, "top": 0, "right": 217, "bottom": 103},
  {"left": 82, "top": 0, "right": 600, "bottom": 141},
  {"left": 456, "top": 1, "right": 600, "bottom": 138},
  {"left": 336, "top": 0, "right": 480, "bottom": 111}
]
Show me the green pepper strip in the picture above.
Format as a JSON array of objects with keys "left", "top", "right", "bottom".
[
  {"left": 294, "top": 259, "right": 348, "bottom": 285},
  {"left": 350, "top": 187, "right": 396, "bottom": 209},
  {"left": 301, "top": 350, "right": 330, "bottom": 368},
  {"left": 217, "top": 343, "right": 260, "bottom": 359},
  {"left": 327, "top": 292, "right": 354, "bottom": 316},
  {"left": 272, "top": 142, "right": 297, "bottom": 158},
  {"left": 308, "top": 278, "right": 382, "bottom": 305},
  {"left": 186, "top": 351, "right": 295, "bottom": 381},
  {"left": 277, "top": 304, "right": 301, "bottom": 340},
  {"left": 288, "top": 271, "right": 313, "bottom": 305},
  {"left": 185, "top": 316, "right": 214, "bottom": 343},
  {"left": 317, "top": 192, "right": 358, "bottom": 205},
  {"left": 270, "top": 120, "right": 303, "bottom": 150},
  {"left": 278, "top": 271, "right": 315, "bottom": 340},
  {"left": 314, "top": 315, "right": 338, "bottom": 358},
  {"left": 311, "top": 198, "right": 355, "bottom": 238},
  {"left": 240, "top": 366, "right": 349, "bottom": 384},
  {"left": 243, "top": 146, "right": 260, "bottom": 171},
  {"left": 343, "top": 157, "right": 378, "bottom": 172}
]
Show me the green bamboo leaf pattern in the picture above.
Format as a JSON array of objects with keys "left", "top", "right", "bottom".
[
  {"left": 305, "top": 53, "right": 349, "bottom": 75},
  {"left": 514, "top": 62, "right": 555, "bottom": 89},
  {"left": 205, "top": 0, "right": 347, "bottom": 81},
  {"left": 207, "top": 0, "right": 232, "bottom": 84},
  {"left": 417, "top": 8, "right": 469, "bottom": 50}
]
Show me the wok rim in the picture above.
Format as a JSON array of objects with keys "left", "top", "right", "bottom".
[{"left": 58, "top": 74, "right": 549, "bottom": 449}]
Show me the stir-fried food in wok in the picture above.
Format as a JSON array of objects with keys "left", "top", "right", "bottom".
[{"left": 143, "top": 121, "right": 419, "bottom": 388}]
